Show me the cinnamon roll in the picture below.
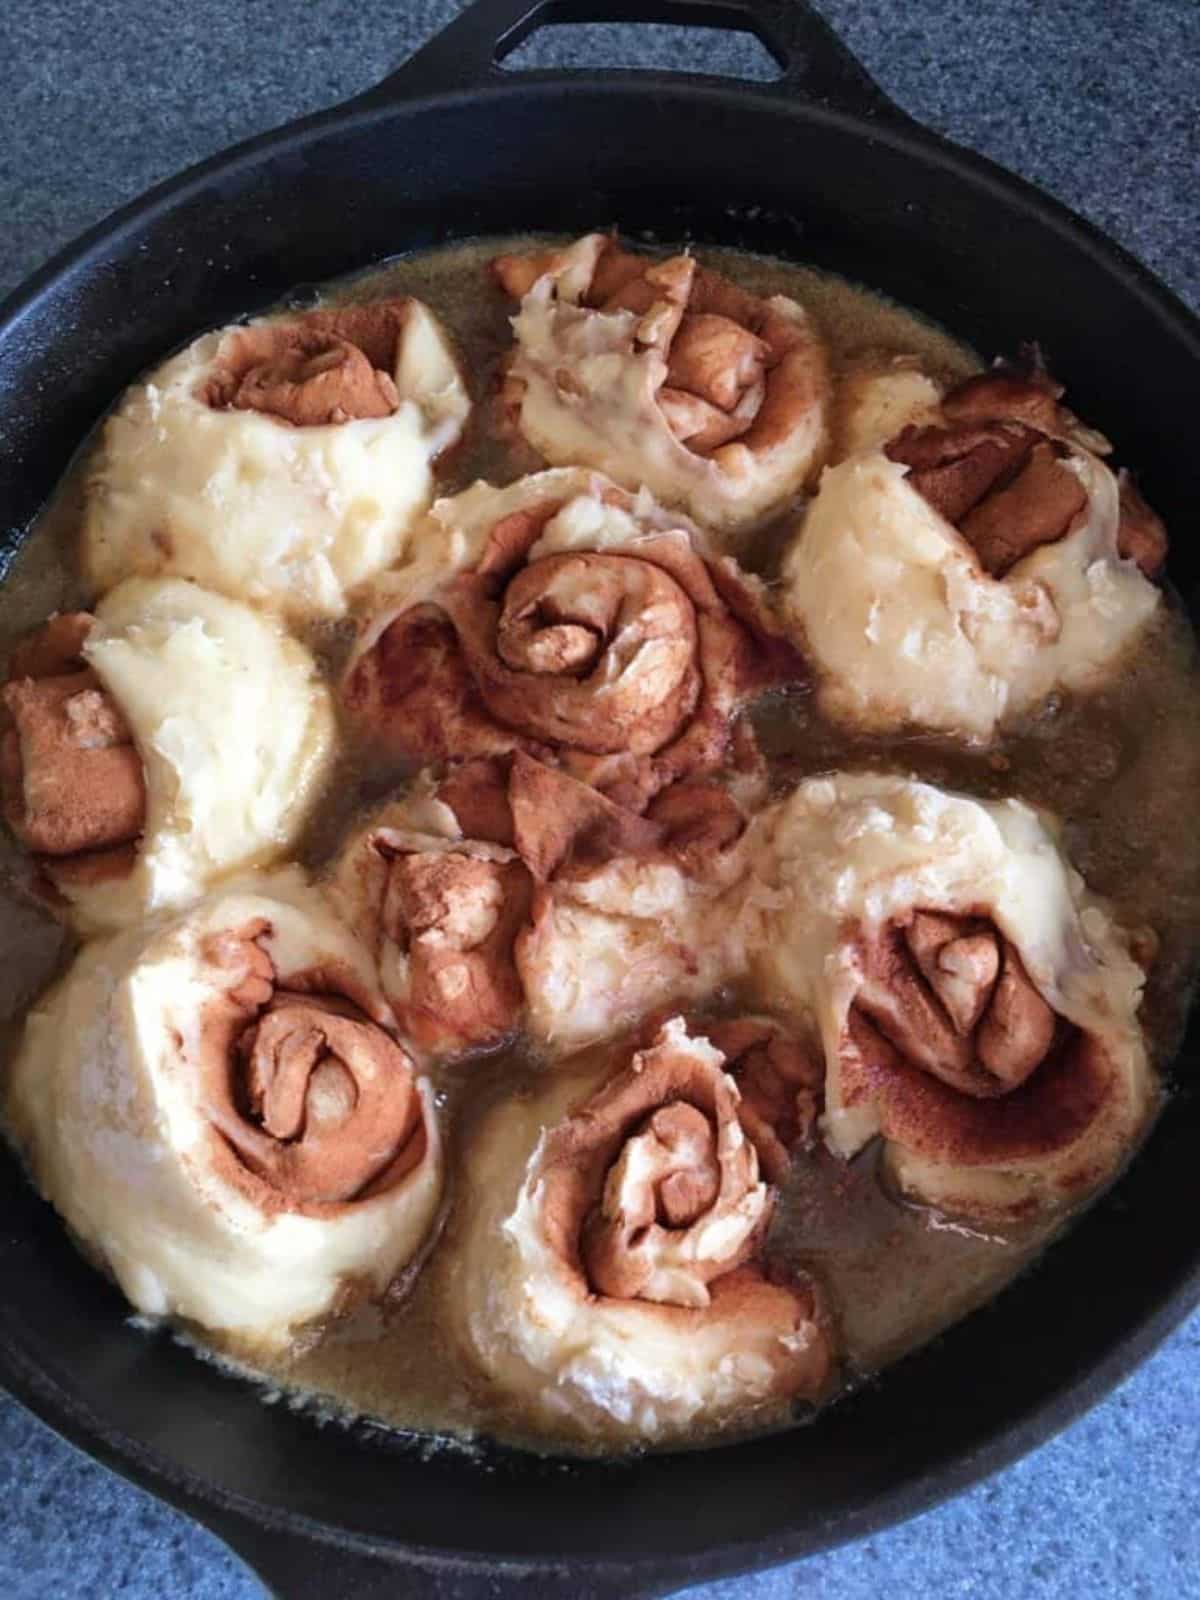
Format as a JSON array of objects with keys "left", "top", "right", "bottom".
[
  {"left": 446, "top": 1016, "right": 832, "bottom": 1445},
  {"left": 745, "top": 772, "right": 1155, "bottom": 1221},
  {"left": 1, "top": 579, "right": 334, "bottom": 932},
  {"left": 5, "top": 871, "right": 441, "bottom": 1348},
  {"left": 329, "top": 750, "right": 754, "bottom": 1057},
  {"left": 490, "top": 234, "right": 830, "bottom": 539},
  {"left": 82, "top": 297, "right": 470, "bottom": 619},
  {"left": 783, "top": 364, "right": 1165, "bottom": 741},
  {"left": 344, "top": 467, "right": 801, "bottom": 813}
]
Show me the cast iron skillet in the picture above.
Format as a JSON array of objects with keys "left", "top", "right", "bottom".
[{"left": 1, "top": 2, "right": 1197, "bottom": 1595}]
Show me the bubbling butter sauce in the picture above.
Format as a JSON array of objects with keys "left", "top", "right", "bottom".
[{"left": 3, "top": 236, "right": 1200, "bottom": 1457}]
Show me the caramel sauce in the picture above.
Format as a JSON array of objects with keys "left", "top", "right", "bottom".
[{"left": 2, "top": 236, "right": 1199, "bottom": 1456}]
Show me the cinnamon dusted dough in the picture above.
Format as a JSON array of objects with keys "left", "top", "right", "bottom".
[
  {"left": 82, "top": 298, "right": 470, "bottom": 619},
  {"left": 492, "top": 234, "right": 829, "bottom": 541},
  {"left": 742, "top": 772, "right": 1154, "bottom": 1220},
  {"left": 446, "top": 1017, "right": 831, "bottom": 1445},
  {"left": 327, "top": 753, "right": 752, "bottom": 1059},
  {"left": 327, "top": 771, "right": 531, "bottom": 1059},
  {"left": 345, "top": 466, "right": 800, "bottom": 813},
  {"left": 5, "top": 870, "right": 442, "bottom": 1348},
  {"left": 58, "top": 578, "right": 333, "bottom": 932},
  {"left": 784, "top": 418, "right": 1160, "bottom": 744}
]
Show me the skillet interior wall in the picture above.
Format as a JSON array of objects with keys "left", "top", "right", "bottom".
[{"left": 1, "top": 74, "right": 1199, "bottom": 1572}]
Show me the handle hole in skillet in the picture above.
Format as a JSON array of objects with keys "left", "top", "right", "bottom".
[{"left": 499, "top": 21, "right": 782, "bottom": 80}]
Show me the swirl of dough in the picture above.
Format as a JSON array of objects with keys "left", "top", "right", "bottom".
[
  {"left": 743, "top": 772, "right": 1156, "bottom": 1222},
  {"left": 328, "top": 771, "right": 533, "bottom": 1059},
  {"left": 82, "top": 297, "right": 470, "bottom": 619},
  {"left": 4, "top": 871, "right": 441, "bottom": 1349},
  {"left": 1, "top": 612, "right": 146, "bottom": 869},
  {"left": 447, "top": 1016, "right": 832, "bottom": 1445},
  {"left": 491, "top": 234, "right": 829, "bottom": 540},
  {"left": 851, "top": 911, "right": 1057, "bottom": 1099},
  {"left": 328, "top": 750, "right": 749, "bottom": 1058},
  {"left": 784, "top": 364, "right": 1165, "bottom": 742},
  {"left": 1, "top": 579, "right": 335, "bottom": 932},
  {"left": 214, "top": 988, "right": 424, "bottom": 1208},
  {"left": 344, "top": 468, "right": 800, "bottom": 812},
  {"left": 700, "top": 1016, "right": 823, "bottom": 1184}
]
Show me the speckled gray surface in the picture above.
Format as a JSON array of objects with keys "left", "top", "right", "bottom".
[{"left": 0, "top": 2, "right": 1197, "bottom": 1596}]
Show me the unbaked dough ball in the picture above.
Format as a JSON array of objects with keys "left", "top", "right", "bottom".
[{"left": 82, "top": 297, "right": 470, "bottom": 619}]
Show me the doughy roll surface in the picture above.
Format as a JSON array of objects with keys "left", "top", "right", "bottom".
[
  {"left": 2, "top": 579, "right": 335, "bottom": 932},
  {"left": 744, "top": 772, "right": 1155, "bottom": 1222},
  {"left": 490, "top": 234, "right": 830, "bottom": 540},
  {"left": 783, "top": 365, "right": 1164, "bottom": 742},
  {"left": 446, "top": 1016, "right": 833, "bottom": 1446},
  {"left": 5, "top": 871, "right": 442, "bottom": 1349},
  {"left": 82, "top": 298, "right": 470, "bottom": 619}
]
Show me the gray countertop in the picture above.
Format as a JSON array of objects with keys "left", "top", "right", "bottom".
[{"left": 1, "top": 2, "right": 1197, "bottom": 1596}]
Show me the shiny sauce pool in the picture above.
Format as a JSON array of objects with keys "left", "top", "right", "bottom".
[{"left": 2, "top": 237, "right": 1200, "bottom": 1456}]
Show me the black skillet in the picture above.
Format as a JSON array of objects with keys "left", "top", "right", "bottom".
[{"left": 1, "top": 2, "right": 1198, "bottom": 1595}]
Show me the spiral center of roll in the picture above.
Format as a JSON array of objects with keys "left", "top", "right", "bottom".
[
  {"left": 854, "top": 910, "right": 1058, "bottom": 1097},
  {"left": 497, "top": 553, "right": 689, "bottom": 685},
  {"left": 203, "top": 299, "right": 416, "bottom": 425},
  {"left": 213, "top": 990, "right": 423, "bottom": 1208},
  {"left": 570, "top": 1040, "right": 772, "bottom": 1310},
  {"left": 638, "top": 1102, "right": 722, "bottom": 1228},
  {"left": 583, "top": 1097, "right": 733, "bottom": 1305},
  {"left": 497, "top": 564, "right": 607, "bottom": 677},
  {"left": 444, "top": 548, "right": 702, "bottom": 758},
  {"left": 241, "top": 1006, "right": 361, "bottom": 1142}
]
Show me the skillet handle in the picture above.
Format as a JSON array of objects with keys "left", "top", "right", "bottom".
[
  {"left": 200, "top": 1505, "right": 675, "bottom": 1600},
  {"left": 357, "top": 0, "right": 904, "bottom": 121}
]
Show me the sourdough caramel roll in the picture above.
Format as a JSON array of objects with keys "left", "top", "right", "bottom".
[
  {"left": 1, "top": 580, "right": 334, "bottom": 932},
  {"left": 5, "top": 872, "right": 441, "bottom": 1349},
  {"left": 490, "top": 234, "right": 830, "bottom": 539},
  {"left": 447, "top": 1016, "right": 832, "bottom": 1446},
  {"left": 82, "top": 297, "right": 470, "bottom": 619},
  {"left": 344, "top": 468, "right": 801, "bottom": 812},
  {"left": 784, "top": 364, "right": 1165, "bottom": 742},
  {"left": 329, "top": 750, "right": 751, "bottom": 1058},
  {"left": 746, "top": 773, "right": 1155, "bottom": 1222}
]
